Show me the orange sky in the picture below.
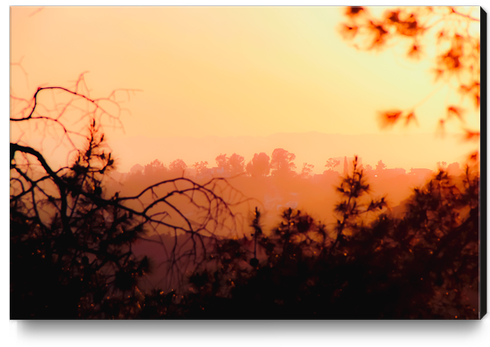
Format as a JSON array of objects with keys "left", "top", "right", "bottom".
[{"left": 10, "top": 6, "right": 480, "bottom": 173}]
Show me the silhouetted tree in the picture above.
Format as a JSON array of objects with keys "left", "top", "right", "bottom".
[
  {"left": 300, "top": 163, "right": 314, "bottom": 178},
  {"left": 215, "top": 154, "right": 230, "bottom": 174},
  {"left": 246, "top": 152, "right": 270, "bottom": 178},
  {"left": 193, "top": 161, "right": 209, "bottom": 176},
  {"left": 229, "top": 153, "right": 245, "bottom": 176},
  {"left": 130, "top": 164, "right": 144, "bottom": 174},
  {"left": 329, "top": 156, "right": 387, "bottom": 255},
  {"left": 376, "top": 160, "right": 387, "bottom": 172},
  {"left": 142, "top": 159, "right": 168, "bottom": 183},
  {"left": 270, "top": 148, "right": 296, "bottom": 178},
  {"left": 10, "top": 82, "right": 241, "bottom": 319},
  {"left": 168, "top": 158, "right": 187, "bottom": 176},
  {"left": 325, "top": 158, "right": 340, "bottom": 171},
  {"left": 214, "top": 153, "right": 246, "bottom": 176},
  {"left": 11, "top": 117, "right": 150, "bottom": 318}
]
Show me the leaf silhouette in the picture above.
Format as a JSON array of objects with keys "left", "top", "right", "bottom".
[
  {"left": 378, "top": 110, "right": 403, "bottom": 128},
  {"left": 446, "top": 105, "right": 465, "bottom": 122}
]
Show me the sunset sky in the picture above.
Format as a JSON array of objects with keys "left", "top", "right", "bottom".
[{"left": 10, "top": 6, "right": 480, "bottom": 173}]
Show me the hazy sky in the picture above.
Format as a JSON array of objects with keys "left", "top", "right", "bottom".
[{"left": 10, "top": 6, "right": 480, "bottom": 172}]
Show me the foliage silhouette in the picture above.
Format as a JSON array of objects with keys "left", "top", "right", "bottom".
[
  {"left": 325, "top": 158, "right": 340, "bottom": 172},
  {"left": 337, "top": 9, "right": 481, "bottom": 318},
  {"left": 228, "top": 153, "right": 246, "bottom": 176},
  {"left": 193, "top": 161, "right": 209, "bottom": 176},
  {"left": 215, "top": 153, "right": 246, "bottom": 176},
  {"left": 246, "top": 152, "right": 270, "bottom": 178},
  {"left": 168, "top": 159, "right": 187, "bottom": 176},
  {"left": 11, "top": 88, "right": 479, "bottom": 318},
  {"left": 179, "top": 175, "right": 475, "bottom": 317},
  {"left": 156, "top": 158, "right": 479, "bottom": 319},
  {"left": 142, "top": 159, "right": 168, "bottom": 183},
  {"left": 300, "top": 162, "right": 314, "bottom": 178},
  {"left": 341, "top": 6, "right": 481, "bottom": 142},
  {"left": 10, "top": 82, "right": 244, "bottom": 319},
  {"left": 376, "top": 159, "right": 387, "bottom": 172},
  {"left": 270, "top": 148, "right": 296, "bottom": 178}
]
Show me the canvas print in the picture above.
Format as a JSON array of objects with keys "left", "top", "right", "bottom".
[{"left": 10, "top": 6, "right": 485, "bottom": 319}]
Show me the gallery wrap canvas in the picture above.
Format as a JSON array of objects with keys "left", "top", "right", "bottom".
[{"left": 10, "top": 6, "right": 485, "bottom": 320}]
